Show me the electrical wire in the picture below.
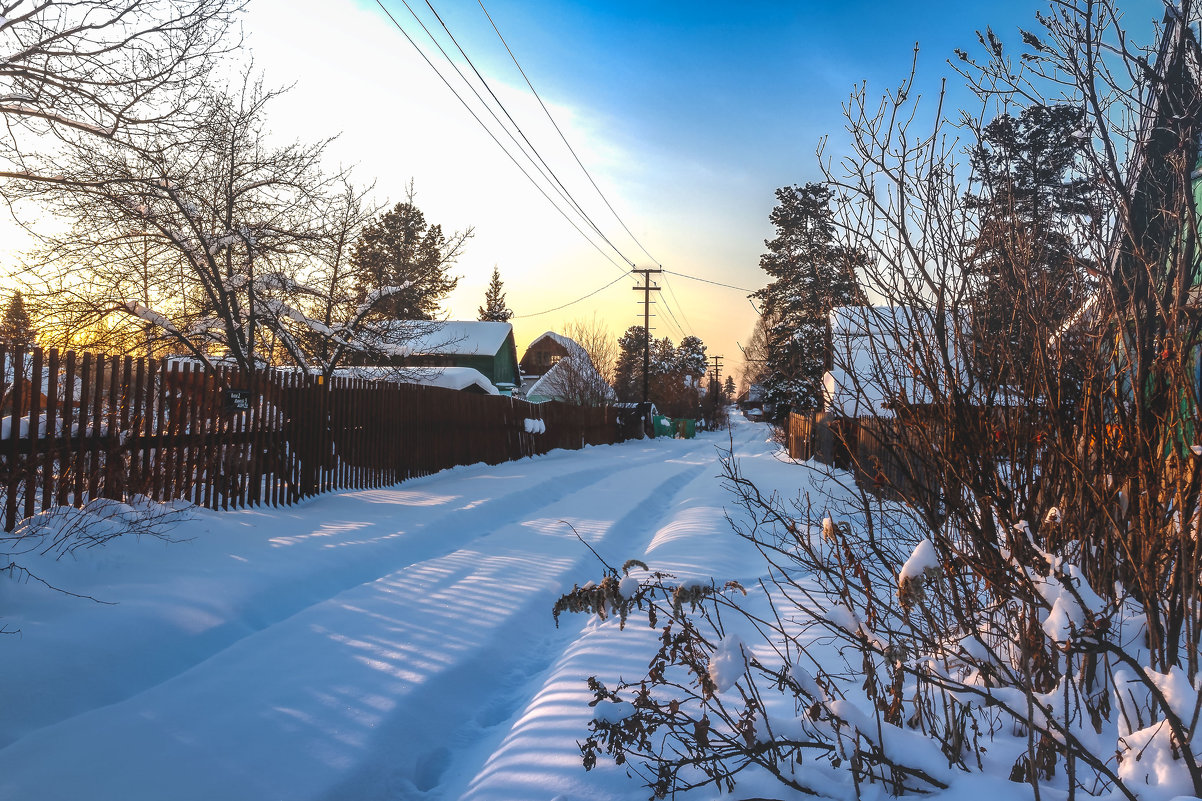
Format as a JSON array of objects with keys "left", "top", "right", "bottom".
[
  {"left": 420, "top": 0, "right": 635, "bottom": 275},
  {"left": 657, "top": 290, "right": 688, "bottom": 339},
  {"left": 476, "top": 0, "right": 661, "bottom": 268},
  {"left": 662, "top": 269, "right": 756, "bottom": 293},
  {"left": 512, "top": 273, "right": 628, "bottom": 319},
  {"left": 372, "top": 0, "right": 631, "bottom": 277},
  {"left": 375, "top": 2, "right": 726, "bottom": 337},
  {"left": 661, "top": 274, "right": 696, "bottom": 337}
]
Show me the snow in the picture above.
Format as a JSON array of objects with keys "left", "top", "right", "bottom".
[
  {"left": 400, "top": 366, "right": 499, "bottom": 394},
  {"left": 379, "top": 320, "right": 514, "bottom": 357},
  {"left": 898, "top": 537, "right": 938, "bottom": 584},
  {"left": 122, "top": 301, "right": 180, "bottom": 334},
  {"left": 0, "top": 419, "right": 769, "bottom": 801},
  {"left": 356, "top": 283, "right": 414, "bottom": 317},
  {"left": 1, "top": 414, "right": 1193, "bottom": 801},
  {"left": 707, "top": 633, "right": 747, "bottom": 693}
]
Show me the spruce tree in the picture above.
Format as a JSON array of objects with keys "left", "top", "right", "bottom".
[
  {"left": 1, "top": 291, "right": 36, "bottom": 346},
  {"left": 477, "top": 266, "right": 513, "bottom": 322},
  {"left": 614, "top": 325, "right": 648, "bottom": 402},
  {"left": 752, "top": 183, "right": 866, "bottom": 422},
  {"left": 350, "top": 194, "right": 467, "bottom": 321},
  {"left": 723, "top": 375, "right": 736, "bottom": 399}
]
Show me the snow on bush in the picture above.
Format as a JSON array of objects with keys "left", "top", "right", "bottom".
[
  {"left": 555, "top": 441, "right": 1202, "bottom": 801},
  {"left": 706, "top": 634, "right": 746, "bottom": 693}
]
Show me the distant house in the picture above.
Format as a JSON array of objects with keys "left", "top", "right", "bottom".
[
  {"left": 518, "top": 332, "right": 614, "bottom": 405},
  {"left": 738, "top": 383, "right": 765, "bottom": 411},
  {"left": 356, "top": 320, "right": 520, "bottom": 394}
]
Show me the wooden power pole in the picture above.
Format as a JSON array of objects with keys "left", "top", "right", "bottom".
[
  {"left": 632, "top": 267, "right": 662, "bottom": 406},
  {"left": 710, "top": 354, "right": 723, "bottom": 389}
]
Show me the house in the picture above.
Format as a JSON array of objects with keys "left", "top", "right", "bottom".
[
  {"left": 518, "top": 332, "right": 614, "bottom": 405},
  {"left": 822, "top": 305, "right": 972, "bottom": 419},
  {"left": 737, "top": 383, "right": 766, "bottom": 415},
  {"left": 356, "top": 320, "right": 520, "bottom": 394},
  {"left": 1072, "top": 12, "right": 1202, "bottom": 453}
]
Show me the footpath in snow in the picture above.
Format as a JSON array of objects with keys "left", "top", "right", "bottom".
[{"left": 1, "top": 416, "right": 783, "bottom": 801}]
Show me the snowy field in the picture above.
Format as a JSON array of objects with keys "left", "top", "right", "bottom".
[
  {"left": 0, "top": 415, "right": 781, "bottom": 800},
  {"left": 2, "top": 416, "right": 1175, "bottom": 801}
]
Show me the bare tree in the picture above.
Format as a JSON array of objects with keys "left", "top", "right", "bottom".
[
  {"left": 562, "top": 313, "right": 616, "bottom": 386},
  {"left": 0, "top": 0, "right": 242, "bottom": 182},
  {"left": 736, "top": 311, "right": 772, "bottom": 395},
  {"left": 14, "top": 74, "right": 419, "bottom": 375},
  {"left": 525, "top": 330, "right": 613, "bottom": 406},
  {"left": 557, "top": 3, "right": 1202, "bottom": 800}
]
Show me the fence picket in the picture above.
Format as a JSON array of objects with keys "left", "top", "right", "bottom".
[{"left": 0, "top": 345, "right": 628, "bottom": 530}]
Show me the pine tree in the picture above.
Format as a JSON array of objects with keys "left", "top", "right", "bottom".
[
  {"left": 477, "top": 266, "right": 513, "bottom": 322},
  {"left": 614, "top": 325, "right": 648, "bottom": 402},
  {"left": 350, "top": 189, "right": 469, "bottom": 321},
  {"left": 723, "top": 375, "right": 736, "bottom": 398},
  {"left": 675, "top": 335, "right": 708, "bottom": 379},
  {"left": 966, "top": 104, "right": 1098, "bottom": 383},
  {"left": 752, "top": 183, "right": 866, "bottom": 422},
  {"left": 1, "top": 291, "right": 36, "bottom": 346}
]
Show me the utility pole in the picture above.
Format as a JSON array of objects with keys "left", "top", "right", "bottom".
[
  {"left": 710, "top": 354, "right": 723, "bottom": 391},
  {"left": 632, "top": 267, "right": 662, "bottom": 406}
]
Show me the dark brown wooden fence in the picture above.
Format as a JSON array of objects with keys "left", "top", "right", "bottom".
[
  {"left": 0, "top": 346, "right": 628, "bottom": 530},
  {"left": 787, "top": 411, "right": 938, "bottom": 506}
]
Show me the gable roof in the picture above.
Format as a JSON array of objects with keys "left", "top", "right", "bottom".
[
  {"left": 525, "top": 331, "right": 589, "bottom": 362},
  {"left": 521, "top": 332, "right": 614, "bottom": 404},
  {"left": 526, "top": 356, "right": 616, "bottom": 403},
  {"left": 824, "top": 305, "right": 971, "bottom": 417}
]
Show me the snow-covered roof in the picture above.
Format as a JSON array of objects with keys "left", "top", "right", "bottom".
[
  {"left": 525, "top": 331, "right": 588, "bottom": 362},
  {"left": 341, "top": 365, "right": 498, "bottom": 394},
  {"left": 520, "top": 332, "right": 614, "bottom": 404},
  {"left": 380, "top": 321, "right": 514, "bottom": 357},
  {"left": 526, "top": 357, "right": 615, "bottom": 404},
  {"left": 823, "top": 305, "right": 969, "bottom": 418},
  {"left": 403, "top": 367, "right": 498, "bottom": 394}
]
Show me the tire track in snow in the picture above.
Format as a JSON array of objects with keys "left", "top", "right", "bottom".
[
  {"left": 0, "top": 437, "right": 721, "bottom": 801},
  {"left": 455, "top": 421, "right": 774, "bottom": 801},
  {"left": 311, "top": 446, "right": 715, "bottom": 801},
  {"left": 0, "top": 440, "right": 675, "bottom": 750}
]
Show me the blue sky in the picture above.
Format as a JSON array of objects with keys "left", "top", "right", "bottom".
[
  {"left": 349, "top": 0, "right": 1166, "bottom": 370},
  {"left": 4, "top": 0, "right": 1171, "bottom": 373}
]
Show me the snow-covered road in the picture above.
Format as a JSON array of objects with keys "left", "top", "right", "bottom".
[{"left": 1, "top": 416, "right": 785, "bottom": 801}]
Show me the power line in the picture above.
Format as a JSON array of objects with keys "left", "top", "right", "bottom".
[
  {"left": 476, "top": 0, "right": 662, "bottom": 268},
  {"left": 372, "top": 0, "right": 632, "bottom": 277},
  {"left": 512, "top": 273, "right": 628, "bottom": 319},
  {"left": 419, "top": 0, "right": 635, "bottom": 275},
  {"left": 662, "top": 269, "right": 756, "bottom": 293},
  {"left": 657, "top": 290, "right": 688, "bottom": 339},
  {"left": 660, "top": 273, "right": 696, "bottom": 337}
]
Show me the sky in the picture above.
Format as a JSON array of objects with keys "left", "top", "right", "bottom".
[{"left": 2, "top": 0, "right": 1169, "bottom": 378}]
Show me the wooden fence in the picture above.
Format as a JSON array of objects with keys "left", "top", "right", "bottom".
[
  {"left": 0, "top": 346, "right": 628, "bottom": 531},
  {"left": 787, "top": 411, "right": 939, "bottom": 507}
]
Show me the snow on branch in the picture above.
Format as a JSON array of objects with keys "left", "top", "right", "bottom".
[
  {"left": 356, "top": 282, "right": 413, "bottom": 317},
  {"left": 122, "top": 301, "right": 180, "bottom": 335}
]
